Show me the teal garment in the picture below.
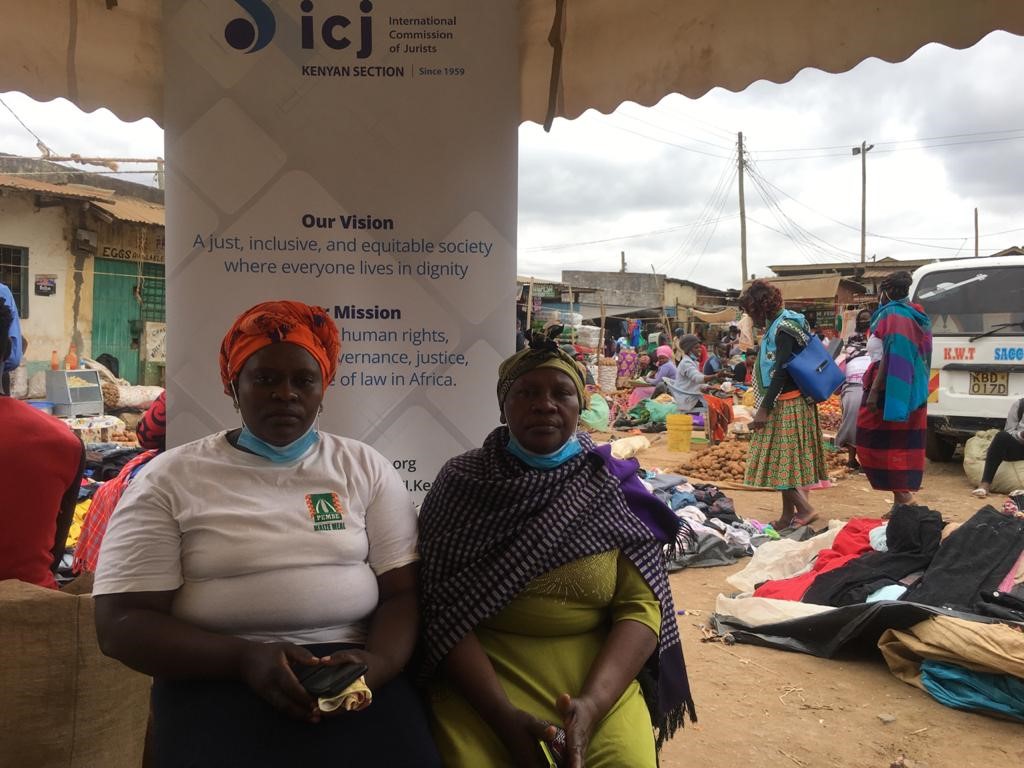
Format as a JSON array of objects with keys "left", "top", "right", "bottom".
[
  {"left": 870, "top": 299, "right": 933, "bottom": 423},
  {"left": 628, "top": 399, "right": 678, "bottom": 425},
  {"left": 919, "top": 660, "right": 1024, "bottom": 721},
  {"left": 756, "top": 309, "right": 809, "bottom": 391}
]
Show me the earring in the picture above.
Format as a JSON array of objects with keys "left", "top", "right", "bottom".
[{"left": 318, "top": 403, "right": 324, "bottom": 414}]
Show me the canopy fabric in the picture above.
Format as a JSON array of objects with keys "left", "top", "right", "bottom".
[
  {"left": 1, "top": 1, "right": 1022, "bottom": 126},
  {"left": 763, "top": 275, "right": 843, "bottom": 301},
  {"left": 690, "top": 307, "right": 738, "bottom": 324}
]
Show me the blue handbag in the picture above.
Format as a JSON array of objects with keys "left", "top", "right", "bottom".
[{"left": 783, "top": 333, "right": 844, "bottom": 403}]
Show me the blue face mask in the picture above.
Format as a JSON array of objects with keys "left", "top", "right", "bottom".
[
  {"left": 505, "top": 432, "right": 582, "bottom": 470},
  {"left": 237, "top": 423, "right": 319, "bottom": 463}
]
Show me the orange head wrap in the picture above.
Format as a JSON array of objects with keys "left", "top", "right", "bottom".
[{"left": 219, "top": 301, "right": 340, "bottom": 396}]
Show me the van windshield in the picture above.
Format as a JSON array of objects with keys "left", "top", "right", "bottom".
[{"left": 913, "top": 266, "right": 1024, "bottom": 336}]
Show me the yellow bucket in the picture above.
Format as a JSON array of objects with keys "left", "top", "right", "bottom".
[{"left": 665, "top": 413, "right": 693, "bottom": 452}]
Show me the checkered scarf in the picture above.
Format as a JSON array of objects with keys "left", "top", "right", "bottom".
[{"left": 419, "top": 428, "right": 695, "bottom": 748}]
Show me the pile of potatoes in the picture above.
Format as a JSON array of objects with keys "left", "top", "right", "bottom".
[
  {"left": 680, "top": 438, "right": 850, "bottom": 482},
  {"left": 679, "top": 440, "right": 750, "bottom": 482},
  {"left": 817, "top": 394, "right": 842, "bottom": 432}
]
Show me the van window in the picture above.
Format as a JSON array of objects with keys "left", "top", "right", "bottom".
[{"left": 913, "top": 266, "right": 1024, "bottom": 336}]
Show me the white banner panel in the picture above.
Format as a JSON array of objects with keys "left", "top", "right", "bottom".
[{"left": 164, "top": 0, "right": 517, "bottom": 500}]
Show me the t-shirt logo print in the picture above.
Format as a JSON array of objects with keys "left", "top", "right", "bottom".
[{"left": 306, "top": 492, "right": 345, "bottom": 531}]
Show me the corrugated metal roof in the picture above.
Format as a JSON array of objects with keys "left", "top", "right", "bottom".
[
  {"left": 0, "top": 173, "right": 163, "bottom": 225},
  {"left": 0, "top": 173, "right": 115, "bottom": 201},
  {"left": 91, "top": 198, "right": 164, "bottom": 226}
]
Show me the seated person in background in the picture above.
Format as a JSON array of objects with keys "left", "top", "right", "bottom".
[
  {"left": 93, "top": 300, "right": 439, "bottom": 768},
  {"left": 972, "top": 397, "right": 1024, "bottom": 498},
  {"left": 732, "top": 348, "right": 755, "bottom": 385},
  {"left": 637, "top": 352, "right": 657, "bottom": 380},
  {"left": 702, "top": 343, "right": 729, "bottom": 376},
  {"left": 658, "top": 334, "right": 728, "bottom": 409},
  {"left": 644, "top": 345, "right": 677, "bottom": 386},
  {"left": 72, "top": 391, "right": 168, "bottom": 575},
  {"left": 0, "top": 297, "right": 85, "bottom": 588}
]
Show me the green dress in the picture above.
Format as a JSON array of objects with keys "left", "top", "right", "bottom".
[{"left": 428, "top": 550, "right": 661, "bottom": 767}]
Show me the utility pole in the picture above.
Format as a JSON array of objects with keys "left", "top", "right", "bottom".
[
  {"left": 737, "top": 132, "right": 747, "bottom": 288},
  {"left": 620, "top": 251, "right": 626, "bottom": 272},
  {"left": 852, "top": 140, "right": 874, "bottom": 262},
  {"left": 974, "top": 208, "right": 979, "bottom": 257}
]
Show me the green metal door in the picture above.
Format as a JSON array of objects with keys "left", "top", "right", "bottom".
[{"left": 92, "top": 258, "right": 165, "bottom": 384}]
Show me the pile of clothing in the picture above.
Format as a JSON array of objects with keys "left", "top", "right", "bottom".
[
  {"left": 642, "top": 473, "right": 811, "bottom": 570},
  {"left": 713, "top": 504, "right": 1024, "bottom": 721}
]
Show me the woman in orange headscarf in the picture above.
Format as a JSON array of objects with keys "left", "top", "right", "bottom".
[{"left": 93, "top": 301, "right": 439, "bottom": 768}]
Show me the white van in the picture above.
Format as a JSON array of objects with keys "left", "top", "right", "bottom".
[{"left": 909, "top": 255, "right": 1024, "bottom": 461}]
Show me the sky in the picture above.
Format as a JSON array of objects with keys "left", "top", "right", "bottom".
[{"left": 2, "top": 30, "right": 1023, "bottom": 291}]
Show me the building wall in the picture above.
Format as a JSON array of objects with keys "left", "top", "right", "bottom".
[
  {"left": 0, "top": 192, "right": 94, "bottom": 375},
  {"left": 561, "top": 270, "right": 664, "bottom": 310},
  {"left": 663, "top": 281, "right": 697, "bottom": 308}
]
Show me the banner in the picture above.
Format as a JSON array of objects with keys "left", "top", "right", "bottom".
[{"left": 164, "top": 1, "right": 517, "bottom": 499}]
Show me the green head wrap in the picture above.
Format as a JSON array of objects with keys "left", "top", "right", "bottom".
[{"left": 496, "top": 339, "right": 587, "bottom": 417}]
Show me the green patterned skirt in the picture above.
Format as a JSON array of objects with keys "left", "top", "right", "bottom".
[{"left": 745, "top": 395, "right": 828, "bottom": 490}]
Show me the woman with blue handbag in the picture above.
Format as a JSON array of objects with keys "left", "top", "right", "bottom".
[{"left": 740, "top": 280, "right": 828, "bottom": 529}]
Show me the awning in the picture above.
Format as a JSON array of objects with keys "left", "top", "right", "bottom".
[
  {"left": 1, "top": 1, "right": 1021, "bottom": 126},
  {"left": 690, "top": 308, "right": 739, "bottom": 324},
  {"left": 767, "top": 275, "right": 842, "bottom": 301}
]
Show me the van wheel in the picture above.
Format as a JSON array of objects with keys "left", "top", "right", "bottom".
[{"left": 925, "top": 427, "right": 956, "bottom": 462}]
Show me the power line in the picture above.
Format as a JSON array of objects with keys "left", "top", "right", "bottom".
[
  {"left": 612, "top": 110, "right": 735, "bottom": 151},
  {"left": 522, "top": 215, "right": 739, "bottom": 252},
  {"left": 0, "top": 96, "right": 55, "bottom": 154},
  {"left": 604, "top": 121, "right": 736, "bottom": 159}
]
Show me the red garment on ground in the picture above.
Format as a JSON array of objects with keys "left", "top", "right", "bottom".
[
  {"left": 706, "top": 395, "right": 734, "bottom": 443},
  {"left": 0, "top": 398, "right": 83, "bottom": 588},
  {"left": 753, "top": 518, "right": 885, "bottom": 601}
]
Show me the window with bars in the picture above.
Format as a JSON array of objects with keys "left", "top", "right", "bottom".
[{"left": 0, "top": 244, "right": 28, "bottom": 318}]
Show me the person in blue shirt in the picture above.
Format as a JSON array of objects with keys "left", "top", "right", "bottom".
[
  {"left": 702, "top": 343, "right": 728, "bottom": 376},
  {"left": 0, "top": 283, "right": 23, "bottom": 395}
]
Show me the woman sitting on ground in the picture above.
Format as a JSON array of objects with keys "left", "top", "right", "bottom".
[
  {"left": 419, "top": 338, "right": 695, "bottom": 767},
  {"left": 93, "top": 300, "right": 439, "bottom": 767},
  {"left": 741, "top": 279, "right": 827, "bottom": 529},
  {"left": 644, "top": 345, "right": 677, "bottom": 386},
  {"left": 972, "top": 397, "right": 1024, "bottom": 498}
]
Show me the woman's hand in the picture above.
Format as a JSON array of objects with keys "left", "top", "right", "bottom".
[
  {"left": 751, "top": 406, "right": 769, "bottom": 431},
  {"left": 239, "top": 641, "right": 323, "bottom": 723},
  {"left": 322, "top": 647, "right": 389, "bottom": 691},
  {"left": 557, "top": 692, "right": 600, "bottom": 767},
  {"left": 492, "top": 707, "right": 558, "bottom": 768}
]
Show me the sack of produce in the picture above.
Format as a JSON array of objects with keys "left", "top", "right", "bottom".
[{"left": 964, "top": 429, "right": 1024, "bottom": 493}]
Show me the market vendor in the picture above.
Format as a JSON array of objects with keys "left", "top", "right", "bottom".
[
  {"left": 644, "top": 345, "right": 677, "bottom": 386},
  {"left": 659, "top": 334, "right": 728, "bottom": 410},
  {"left": 93, "top": 300, "right": 439, "bottom": 767},
  {"left": 0, "top": 297, "right": 85, "bottom": 589}
]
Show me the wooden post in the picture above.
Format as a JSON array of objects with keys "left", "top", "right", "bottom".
[
  {"left": 738, "top": 131, "right": 747, "bottom": 287},
  {"left": 525, "top": 277, "right": 535, "bottom": 334},
  {"left": 599, "top": 294, "right": 606, "bottom": 355}
]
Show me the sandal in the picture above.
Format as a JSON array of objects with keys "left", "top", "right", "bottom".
[{"left": 971, "top": 487, "right": 988, "bottom": 498}]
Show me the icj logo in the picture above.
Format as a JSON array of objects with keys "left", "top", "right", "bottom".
[
  {"left": 225, "top": 0, "right": 277, "bottom": 53},
  {"left": 225, "top": 1, "right": 375, "bottom": 57}
]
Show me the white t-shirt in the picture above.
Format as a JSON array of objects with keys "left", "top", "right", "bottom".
[{"left": 93, "top": 432, "right": 418, "bottom": 645}]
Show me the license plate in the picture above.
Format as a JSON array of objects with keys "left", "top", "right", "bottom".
[{"left": 969, "top": 371, "right": 1008, "bottom": 396}]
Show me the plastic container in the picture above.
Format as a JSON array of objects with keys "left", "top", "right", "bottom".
[
  {"left": 27, "top": 400, "right": 55, "bottom": 414},
  {"left": 666, "top": 413, "right": 693, "bottom": 452}
]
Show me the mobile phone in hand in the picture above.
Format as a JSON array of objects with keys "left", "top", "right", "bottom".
[{"left": 292, "top": 661, "right": 368, "bottom": 698}]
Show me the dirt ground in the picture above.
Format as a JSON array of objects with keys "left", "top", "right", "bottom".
[{"left": 618, "top": 433, "right": 1024, "bottom": 768}]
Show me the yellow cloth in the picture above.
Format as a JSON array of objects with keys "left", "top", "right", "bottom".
[
  {"left": 317, "top": 676, "right": 372, "bottom": 712},
  {"left": 429, "top": 550, "right": 660, "bottom": 768},
  {"left": 66, "top": 499, "right": 92, "bottom": 549}
]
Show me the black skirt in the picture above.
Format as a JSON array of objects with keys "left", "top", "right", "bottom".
[{"left": 150, "top": 643, "right": 440, "bottom": 768}]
